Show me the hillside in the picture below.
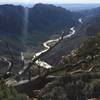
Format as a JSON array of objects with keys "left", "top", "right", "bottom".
[
  {"left": 0, "top": 4, "right": 81, "bottom": 58},
  {"left": 37, "top": 32, "right": 100, "bottom": 100},
  {"left": 0, "top": 3, "right": 100, "bottom": 100},
  {"left": 0, "top": 4, "right": 100, "bottom": 67},
  {"left": 1, "top": 4, "right": 100, "bottom": 61},
  {"left": 43, "top": 12, "right": 100, "bottom": 65},
  {"left": 0, "top": 4, "right": 79, "bottom": 34}
]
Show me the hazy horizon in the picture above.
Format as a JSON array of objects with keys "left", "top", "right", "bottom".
[
  {"left": 0, "top": 3, "right": 99, "bottom": 11},
  {"left": 0, "top": 0, "right": 100, "bottom": 5},
  {"left": 0, "top": 3, "right": 100, "bottom": 7}
]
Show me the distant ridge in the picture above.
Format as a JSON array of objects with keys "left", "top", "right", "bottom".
[
  {"left": 1, "top": 3, "right": 100, "bottom": 11},
  {"left": 55, "top": 4, "right": 100, "bottom": 11}
]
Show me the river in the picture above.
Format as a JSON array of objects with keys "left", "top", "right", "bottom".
[{"left": 34, "top": 26, "right": 76, "bottom": 69}]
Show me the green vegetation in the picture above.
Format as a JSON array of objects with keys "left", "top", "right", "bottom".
[
  {"left": 0, "top": 79, "right": 30, "bottom": 100},
  {"left": 78, "top": 33, "right": 100, "bottom": 59},
  {"left": 37, "top": 33, "right": 100, "bottom": 100}
]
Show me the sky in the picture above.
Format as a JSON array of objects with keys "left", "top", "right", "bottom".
[{"left": 0, "top": 0, "right": 100, "bottom": 4}]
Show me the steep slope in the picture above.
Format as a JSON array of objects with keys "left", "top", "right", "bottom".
[
  {"left": 77, "top": 16, "right": 100, "bottom": 36},
  {"left": 0, "top": 4, "right": 81, "bottom": 57},
  {"left": 0, "top": 4, "right": 24, "bottom": 34},
  {"left": 28, "top": 3, "right": 79, "bottom": 33},
  {"left": 31, "top": 33, "right": 100, "bottom": 100},
  {"left": 81, "top": 7, "right": 100, "bottom": 17},
  {"left": 43, "top": 9, "right": 100, "bottom": 65},
  {"left": 0, "top": 4, "right": 79, "bottom": 34}
]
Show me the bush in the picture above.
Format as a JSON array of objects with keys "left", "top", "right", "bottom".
[{"left": 0, "top": 79, "right": 30, "bottom": 100}]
